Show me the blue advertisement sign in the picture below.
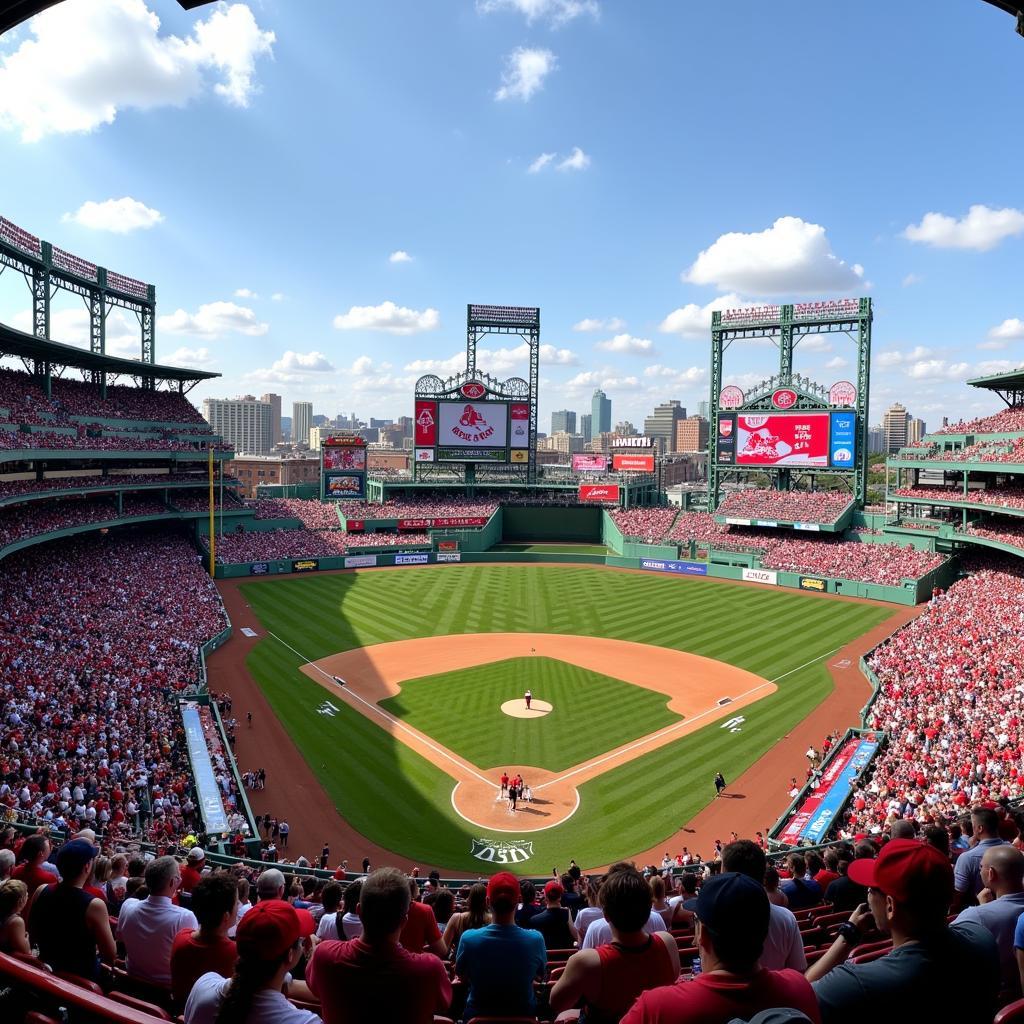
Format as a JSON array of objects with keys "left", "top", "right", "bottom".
[
  {"left": 640, "top": 559, "right": 708, "bottom": 576},
  {"left": 181, "top": 704, "right": 229, "bottom": 834},
  {"left": 829, "top": 412, "right": 856, "bottom": 468},
  {"left": 801, "top": 738, "right": 878, "bottom": 843},
  {"left": 395, "top": 552, "right": 430, "bottom": 565}
]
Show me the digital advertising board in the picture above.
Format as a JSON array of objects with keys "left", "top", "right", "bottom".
[
  {"left": 438, "top": 401, "right": 508, "bottom": 449},
  {"left": 510, "top": 403, "right": 530, "bottom": 449},
  {"left": 829, "top": 411, "right": 857, "bottom": 467},
  {"left": 578, "top": 483, "right": 620, "bottom": 503},
  {"left": 612, "top": 453, "right": 655, "bottom": 472},
  {"left": 716, "top": 414, "right": 736, "bottom": 464},
  {"left": 573, "top": 453, "right": 609, "bottom": 473},
  {"left": 323, "top": 447, "right": 366, "bottom": 471},
  {"left": 735, "top": 412, "right": 830, "bottom": 468},
  {"left": 326, "top": 474, "right": 364, "bottom": 497}
]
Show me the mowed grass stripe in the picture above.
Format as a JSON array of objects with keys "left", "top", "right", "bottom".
[
  {"left": 379, "top": 657, "right": 680, "bottom": 773},
  {"left": 241, "top": 566, "right": 894, "bottom": 870}
]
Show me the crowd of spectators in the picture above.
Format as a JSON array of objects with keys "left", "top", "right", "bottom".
[
  {"left": 894, "top": 485, "right": 1024, "bottom": 512},
  {"left": 203, "top": 528, "right": 432, "bottom": 563},
  {"left": 853, "top": 560, "right": 1024, "bottom": 836},
  {"left": 935, "top": 406, "right": 1024, "bottom": 435},
  {"left": 893, "top": 437, "right": 1024, "bottom": 465},
  {"left": 0, "top": 429, "right": 219, "bottom": 453},
  {"left": 0, "top": 530, "right": 228, "bottom": 844},
  {"left": 168, "top": 492, "right": 245, "bottom": 513},
  {"left": 717, "top": 489, "right": 854, "bottom": 525},
  {"left": 964, "top": 520, "right": 1024, "bottom": 552},
  {"left": 608, "top": 507, "right": 679, "bottom": 542},
  {"left": 335, "top": 497, "right": 498, "bottom": 520},
  {"left": 0, "top": 473, "right": 211, "bottom": 503},
  {"left": 251, "top": 498, "right": 343, "bottom": 529},
  {"left": 0, "top": 496, "right": 170, "bottom": 549}
]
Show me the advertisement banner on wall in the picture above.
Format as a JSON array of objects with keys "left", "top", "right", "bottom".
[
  {"left": 249, "top": 562, "right": 269, "bottom": 575},
  {"left": 415, "top": 448, "right": 435, "bottom": 462},
  {"left": 345, "top": 519, "right": 365, "bottom": 532},
  {"left": 292, "top": 559, "right": 320, "bottom": 573},
  {"left": 395, "top": 552, "right": 430, "bottom": 565},
  {"left": 415, "top": 401, "right": 437, "bottom": 446},
  {"left": 640, "top": 559, "right": 708, "bottom": 576},
  {"left": 344, "top": 554, "right": 377, "bottom": 568},
  {"left": 578, "top": 483, "right": 620, "bottom": 503},
  {"left": 799, "top": 576, "right": 827, "bottom": 592},
  {"left": 438, "top": 401, "right": 508, "bottom": 448},
  {"left": 829, "top": 411, "right": 857, "bottom": 468},
  {"left": 436, "top": 552, "right": 462, "bottom": 562},
  {"left": 612, "top": 453, "right": 655, "bottom": 472},
  {"left": 510, "top": 403, "right": 530, "bottom": 448},
  {"left": 742, "top": 568, "right": 778, "bottom": 586},
  {"left": 510, "top": 449, "right": 528, "bottom": 463},
  {"left": 736, "top": 413, "right": 830, "bottom": 467},
  {"left": 717, "top": 414, "right": 736, "bottom": 464},
  {"left": 437, "top": 540, "right": 459, "bottom": 552},
  {"left": 794, "top": 522, "right": 821, "bottom": 532},
  {"left": 572, "top": 453, "right": 609, "bottom": 473}
]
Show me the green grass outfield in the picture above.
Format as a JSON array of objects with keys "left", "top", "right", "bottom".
[
  {"left": 378, "top": 656, "right": 681, "bottom": 773},
  {"left": 241, "top": 565, "right": 895, "bottom": 871}
]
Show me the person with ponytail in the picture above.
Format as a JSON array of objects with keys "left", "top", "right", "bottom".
[{"left": 184, "top": 899, "right": 320, "bottom": 1024}]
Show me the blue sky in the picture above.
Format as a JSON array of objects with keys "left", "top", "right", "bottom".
[{"left": 0, "top": 0, "right": 1022, "bottom": 431}]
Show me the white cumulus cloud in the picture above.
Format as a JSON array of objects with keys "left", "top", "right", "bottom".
[
  {"left": 388, "top": 250, "right": 413, "bottom": 263},
  {"left": 495, "top": 47, "right": 556, "bottom": 102},
  {"left": 906, "top": 359, "right": 971, "bottom": 381},
  {"left": 165, "top": 346, "right": 214, "bottom": 367},
  {"left": 825, "top": 356, "right": 849, "bottom": 370},
  {"left": 233, "top": 287, "right": 258, "bottom": 299},
  {"left": 595, "top": 333, "right": 655, "bottom": 356},
  {"left": 273, "top": 350, "right": 335, "bottom": 373},
  {"left": 573, "top": 316, "right": 625, "bottom": 332},
  {"left": 404, "top": 342, "right": 576, "bottom": 376},
  {"left": 876, "top": 346, "right": 933, "bottom": 369},
  {"left": 684, "top": 217, "right": 864, "bottom": 297},
  {"left": 62, "top": 196, "right": 163, "bottom": 233},
  {"left": 0, "top": 0, "right": 275, "bottom": 142},
  {"left": 477, "top": 0, "right": 598, "bottom": 27},
  {"left": 557, "top": 146, "right": 590, "bottom": 172},
  {"left": 528, "top": 152, "right": 556, "bottom": 173},
  {"left": 270, "top": 292, "right": 286, "bottom": 302},
  {"left": 989, "top": 317, "right": 1024, "bottom": 340},
  {"left": 158, "top": 300, "right": 269, "bottom": 337},
  {"left": 333, "top": 301, "right": 440, "bottom": 335},
  {"left": 903, "top": 205, "right": 1024, "bottom": 252},
  {"left": 659, "top": 294, "right": 749, "bottom": 337}
]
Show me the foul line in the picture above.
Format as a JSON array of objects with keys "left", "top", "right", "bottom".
[
  {"left": 267, "top": 630, "right": 497, "bottom": 790},
  {"left": 536, "top": 644, "right": 845, "bottom": 793}
]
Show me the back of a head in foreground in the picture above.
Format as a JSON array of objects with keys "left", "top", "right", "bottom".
[
  {"left": 690, "top": 872, "right": 770, "bottom": 973},
  {"left": 359, "top": 867, "right": 411, "bottom": 941},
  {"left": 721, "top": 840, "right": 766, "bottom": 884},
  {"left": 601, "top": 865, "right": 655, "bottom": 933}
]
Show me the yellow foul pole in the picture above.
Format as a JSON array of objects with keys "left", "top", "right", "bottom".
[{"left": 208, "top": 445, "right": 216, "bottom": 576}]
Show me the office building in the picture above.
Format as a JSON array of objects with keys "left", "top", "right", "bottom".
[
  {"left": 292, "top": 402, "right": 313, "bottom": 450},
  {"left": 202, "top": 397, "right": 274, "bottom": 455},
  {"left": 551, "top": 410, "right": 577, "bottom": 435},
  {"left": 868, "top": 425, "right": 886, "bottom": 454},
  {"left": 308, "top": 425, "right": 338, "bottom": 451},
  {"left": 260, "top": 393, "right": 282, "bottom": 444},
  {"left": 592, "top": 389, "right": 612, "bottom": 435},
  {"left": 540, "top": 431, "right": 585, "bottom": 456},
  {"left": 643, "top": 400, "right": 686, "bottom": 454},
  {"left": 615, "top": 420, "right": 638, "bottom": 437},
  {"left": 698, "top": 400, "right": 710, "bottom": 421},
  {"left": 580, "top": 413, "right": 592, "bottom": 443},
  {"left": 883, "top": 402, "right": 910, "bottom": 453},
  {"left": 226, "top": 454, "right": 321, "bottom": 499},
  {"left": 675, "top": 415, "right": 709, "bottom": 452},
  {"left": 908, "top": 417, "right": 927, "bottom": 444}
]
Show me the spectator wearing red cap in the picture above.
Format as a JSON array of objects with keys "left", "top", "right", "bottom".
[
  {"left": 184, "top": 899, "right": 319, "bottom": 1024},
  {"left": 171, "top": 874, "right": 240, "bottom": 1007},
  {"left": 622, "top": 872, "right": 820, "bottom": 1024},
  {"left": 551, "top": 864, "right": 679, "bottom": 1022},
  {"left": 397, "top": 875, "right": 445, "bottom": 957},
  {"left": 28, "top": 838, "right": 116, "bottom": 982},
  {"left": 305, "top": 866, "right": 451, "bottom": 1024},
  {"left": 455, "top": 871, "right": 547, "bottom": 1022},
  {"left": 809, "top": 839, "right": 999, "bottom": 1023},
  {"left": 528, "top": 879, "right": 579, "bottom": 949}
]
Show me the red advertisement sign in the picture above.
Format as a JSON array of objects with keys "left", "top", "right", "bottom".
[
  {"left": 612, "top": 453, "right": 655, "bottom": 472},
  {"left": 736, "top": 412, "right": 830, "bottom": 468},
  {"left": 323, "top": 435, "right": 366, "bottom": 447},
  {"left": 578, "top": 484, "right": 620, "bottom": 503},
  {"left": 510, "top": 403, "right": 530, "bottom": 448},
  {"left": 777, "top": 737, "right": 860, "bottom": 844},
  {"left": 572, "top": 454, "right": 608, "bottom": 472},
  {"left": 397, "top": 516, "right": 489, "bottom": 530},
  {"left": 345, "top": 519, "right": 365, "bottom": 532},
  {"left": 415, "top": 401, "right": 437, "bottom": 446}
]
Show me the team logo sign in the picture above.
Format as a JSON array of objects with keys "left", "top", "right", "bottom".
[
  {"left": 416, "top": 407, "right": 434, "bottom": 429},
  {"left": 460, "top": 381, "right": 487, "bottom": 399},
  {"left": 719, "top": 386, "right": 744, "bottom": 409},
  {"left": 718, "top": 418, "right": 733, "bottom": 437},
  {"left": 772, "top": 388, "right": 798, "bottom": 409},
  {"left": 470, "top": 838, "right": 534, "bottom": 864},
  {"left": 829, "top": 381, "right": 857, "bottom": 407},
  {"left": 451, "top": 404, "right": 495, "bottom": 443}
]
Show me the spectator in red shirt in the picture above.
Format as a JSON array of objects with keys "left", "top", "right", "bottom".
[
  {"left": 180, "top": 848, "right": 206, "bottom": 895},
  {"left": 12, "top": 835, "right": 55, "bottom": 902},
  {"left": 170, "top": 873, "right": 239, "bottom": 1007},
  {"left": 306, "top": 866, "right": 452, "bottom": 1024},
  {"left": 621, "top": 873, "right": 821, "bottom": 1024},
  {"left": 398, "top": 876, "right": 446, "bottom": 957}
]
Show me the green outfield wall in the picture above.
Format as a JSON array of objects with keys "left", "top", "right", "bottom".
[{"left": 501, "top": 505, "right": 603, "bottom": 542}]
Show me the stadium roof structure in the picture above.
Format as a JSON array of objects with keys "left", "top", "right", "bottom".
[
  {"left": 0, "top": 321, "right": 219, "bottom": 386},
  {"left": 981, "top": 0, "right": 1024, "bottom": 36},
  {"left": 967, "top": 364, "right": 1024, "bottom": 406},
  {"left": 0, "top": 0, "right": 216, "bottom": 34}
]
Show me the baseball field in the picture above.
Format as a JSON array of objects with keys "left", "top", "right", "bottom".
[{"left": 235, "top": 563, "right": 897, "bottom": 873}]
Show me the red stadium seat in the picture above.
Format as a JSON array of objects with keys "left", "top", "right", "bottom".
[
  {"left": 108, "top": 991, "right": 173, "bottom": 1020},
  {"left": 995, "top": 999, "right": 1024, "bottom": 1023}
]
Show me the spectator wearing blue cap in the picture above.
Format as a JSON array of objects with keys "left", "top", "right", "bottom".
[
  {"left": 621, "top": 872, "right": 821, "bottom": 1024},
  {"left": 28, "top": 838, "right": 116, "bottom": 981}
]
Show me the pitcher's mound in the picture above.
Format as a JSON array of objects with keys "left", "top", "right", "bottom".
[{"left": 501, "top": 698, "right": 553, "bottom": 719}]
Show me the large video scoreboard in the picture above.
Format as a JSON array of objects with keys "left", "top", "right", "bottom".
[
  {"left": 320, "top": 435, "right": 367, "bottom": 499},
  {"left": 716, "top": 410, "right": 856, "bottom": 469},
  {"left": 414, "top": 390, "right": 530, "bottom": 465}
]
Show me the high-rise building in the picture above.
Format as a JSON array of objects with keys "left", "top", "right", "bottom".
[
  {"left": 592, "top": 390, "right": 612, "bottom": 435},
  {"left": 292, "top": 402, "right": 313, "bottom": 450},
  {"left": 883, "top": 402, "right": 910, "bottom": 453},
  {"left": 260, "top": 393, "right": 282, "bottom": 444},
  {"left": 868, "top": 425, "right": 886, "bottom": 454},
  {"left": 698, "top": 400, "right": 710, "bottom": 421},
  {"left": 545, "top": 431, "right": 585, "bottom": 456},
  {"left": 615, "top": 420, "right": 638, "bottom": 436},
  {"left": 644, "top": 400, "right": 686, "bottom": 454},
  {"left": 202, "top": 397, "right": 274, "bottom": 455},
  {"left": 908, "top": 418, "right": 927, "bottom": 444},
  {"left": 551, "top": 410, "right": 576, "bottom": 435},
  {"left": 580, "top": 413, "right": 592, "bottom": 443},
  {"left": 308, "top": 425, "right": 337, "bottom": 451},
  {"left": 675, "top": 415, "right": 709, "bottom": 452}
]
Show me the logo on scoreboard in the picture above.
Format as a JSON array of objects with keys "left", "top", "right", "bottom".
[
  {"left": 829, "top": 381, "right": 857, "bottom": 407},
  {"left": 460, "top": 381, "right": 487, "bottom": 399},
  {"left": 719, "top": 386, "right": 744, "bottom": 409},
  {"left": 415, "top": 448, "right": 435, "bottom": 462},
  {"left": 771, "top": 388, "right": 798, "bottom": 410}
]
